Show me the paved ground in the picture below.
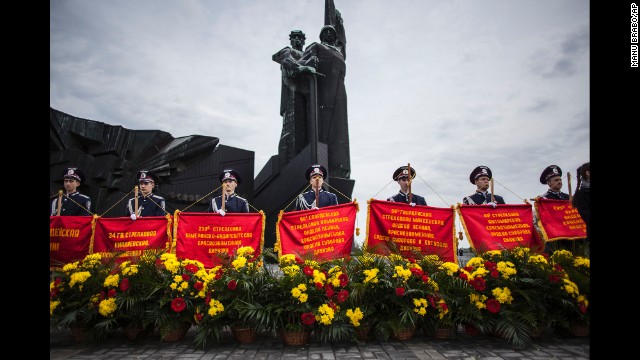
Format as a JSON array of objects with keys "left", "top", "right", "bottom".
[{"left": 50, "top": 325, "right": 589, "bottom": 360}]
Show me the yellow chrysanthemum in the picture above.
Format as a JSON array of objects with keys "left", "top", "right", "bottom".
[
  {"left": 69, "top": 271, "right": 91, "bottom": 289},
  {"left": 439, "top": 262, "right": 459, "bottom": 276},
  {"left": 237, "top": 246, "right": 255, "bottom": 257},
  {"left": 104, "top": 274, "right": 120, "bottom": 288},
  {"left": 50, "top": 300, "right": 60, "bottom": 316},
  {"left": 496, "top": 261, "right": 517, "bottom": 279},
  {"left": 232, "top": 256, "right": 247, "bottom": 270},
  {"left": 207, "top": 299, "right": 225, "bottom": 316},
  {"left": 312, "top": 269, "right": 326, "bottom": 285},
  {"left": 316, "top": 304, "right": 335, "bottom": 325},
  {"left": 98, "top": 298, "right": 117, "bottom": 317},
  {"left": 282, "top": 265, "right": 300, "bottom": 276},
  {"left": 528, "top": 254, "right": 548, "bottom": 265},
  {"left": 346, "top": 307, "right": 364, "bottom": 327},
  {"left": 574, "top": 257, "right": 590, "bottom": 269},
  {"left": 291, "top": 287, "right": 302, "bottom": 298},
  {"left": 491, "top": 287, "right": 513, "bottom": 304},
  {"left": 363, "top": 268, "right": 379, "bottom": 284}
]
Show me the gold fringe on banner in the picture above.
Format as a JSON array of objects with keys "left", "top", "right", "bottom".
[
  {"left": 454, "top": 204, "right": 476, "bottom": 252},
  {"left": 89, "top": 214, "right": 99, "bottom": 255}
]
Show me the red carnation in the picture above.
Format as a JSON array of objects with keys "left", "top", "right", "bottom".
[
  {"left": 295, "top": 257, "right": 304, "bottom": 265},
  {"left": 410, "top": 267, "right": 423, "bottom": 277},
  {"left": 182, "top": 274, "right": 191, "bottom": 281},
  {"left": 459, "top": 272, "right": 469, "bottom": 281},
  {"left": 301, "top": 312, "right": 316, "bottom": 325},
  {"left": 579, "top": 303, "right": 588, "bottom": 314},
  {"left": 195, "top": 312, "right": 203, "bottom": 322},
  {"left": 107, "top": 289, "right": 116, "bottom": 298},
  {"left": 336, "top": 290, "right": 349, "bottom": 303},
  {"left": 395, "top": 287, "right": 405, "bottom": 296},
  {"left": 471, "top": 277, "right": 486, "bottom": 291},
  {"left": 490, "top": 270, "right": 499, "bottom": 278},
  {"left": 119, "top": 278, "right": 130, "bottom": 291},
  {"left": 315, "top": 282, "right": 323, "bottom": 289},
  {"left": 325, "top": 284, "right": 335, "bottom": 298},
  {"left": 486, "top": 298, "right": 501, "bottom": 314},
  {"left": 421, "top": 275, "right": 429, "bottom": 283},
  {"left": 439, "top": 302, "right": 449, "bottom": 312},
  {"left": 554, "top": 264, "right": 563, "bottom": 272},
  {"left": 548, "top": 274, "right": 560, "bottom": 283},
  {"left": 185, "top": 264, "right": 198, "bottom": 273},
  {"left": 339, "top": 273, "right": 349, "bottom": 287},
  {"left": 304, "top": 266, "right": 314, "bottom": 276},
  {"left": 228, "top": 279, "right": 237, "bottom": 290},
  {"left": 171, "top": 297, "right": 187, "bottom": 313},
  {"left": 194, "top": 281, "right": 204, "bottom": 291}
]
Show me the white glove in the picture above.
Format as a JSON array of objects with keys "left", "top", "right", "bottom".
[
  {"left": 311, "top": 206, "right": 319, "bottom": 210},
  {"left": 217, "top": 209, "right": 226, "bottom": 216},
  {"left": 410, "top": 202, "right": 416, "bottom": 207},
  {"left": 488, "top": 201, "right": 497, "bottom": 208},
  {"left": 130, "top": 214, "right": 137, "bottom": 221}
]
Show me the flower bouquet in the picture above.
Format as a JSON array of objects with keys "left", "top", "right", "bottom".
[
  {"left": 50, "top": 253, "right": 120, "bottom": 341},
  {"left": 146, "top": 253, "right": 210, "bottom": 341},
  {"left": 456, "top": 248, "right": 546, "bottom": 347},
  {"left": 373, "top": 253, "right": 444, "bottom": 341},
  {"left": 259, "top": 249, "right": 354, "bottom": 344},
  {"left": 341, "top": 250, "right": 390, "bottom": 341},
  {"left": 194, "top": 246, "right": 267, "bottom": 346},
  {"left": 113, "top": 250, "right": 165, "bottom": 340},
  {"left": 547, "top": 249, "right": 590, "bottom": 335}
]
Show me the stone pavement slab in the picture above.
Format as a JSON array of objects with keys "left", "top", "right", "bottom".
[{"left": 50, "top": 326, "right": 589, "bottom": 360}]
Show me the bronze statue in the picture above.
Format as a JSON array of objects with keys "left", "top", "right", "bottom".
[
  {"left": 272, "top": 30, "right": 318, "bottom": 166},
  {"left": 273, "top": 0, "right": 351, "bottom": 179},
  {"left": 299, "top": 22, "right": 350, "bottom": 179}
]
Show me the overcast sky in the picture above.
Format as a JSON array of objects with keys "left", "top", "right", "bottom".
[{"left": 50, "top": 0, "right": 590, "bottom": 248}]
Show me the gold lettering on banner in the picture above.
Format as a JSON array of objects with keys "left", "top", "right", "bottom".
[
  {"left": 293, "top": 210, "right": 349, "bottom": 255},
  {"left": 50, "top": 242, "right": 60, "bottom": 251},
  {"left": 50, "top": 228, "right": 80, "bottom": 237},
  {"left": 186, "top": 222, "right": 250, "bottom": 246},
  {"left": 481, "top": 211, "right": 530, "bottom": 244},
  {"left": 108, "top": 231, "right": 157, "bottom": 239},
  {"left": 98, "top": 250, "right": 142, "bottom": 258},
  {"left": 384, "top": 208, "right": 446, "bottom": 252},
  {"left": 114, "top": 240, "right": 149, "bottom": 248}
]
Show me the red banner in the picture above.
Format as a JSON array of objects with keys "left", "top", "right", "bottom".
[
  {"left": 364, "top": 199, "right": 457, "bottom": 262},
  {"left": 92, "top": 215, "right": 172, "bottom": 262},
  {"left": 173, "top": 211, "right": 265, "bottom": 269},
  {"left": 534, "top": 198, "right": 587, "bottom": 242},
  {"left": 50, "top": 216, "right": 95, "bottom": 269},
  {"left": 276, "top": 202, "right": 357, "bottom": 261},
  {"left": 457, "top": 203, "right": 543, "bottom": 253}
]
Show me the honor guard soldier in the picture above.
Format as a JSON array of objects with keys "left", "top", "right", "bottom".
[
  {"left": 463, "top": 165, "right": 505, "bottom": 207},
  {"left": 126, "top": 170, "right": 166, "bottom": 219},
  {"left": 539, "top": 165, "right": 570, "bottom": 200},
  {"left": 295, "top": 164, "right": 339, "bottom": 211},
  {"left": 51, "top": 167, "right": 92, "bottom": 216},
  {"left": 206, "top": 169, "right": 249, "bottom": 216},
  {"left": 386, "top": 165, "right": 427, "bottom": 206}
]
